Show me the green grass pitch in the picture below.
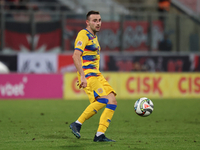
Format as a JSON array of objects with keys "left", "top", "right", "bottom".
[{"left": 0, "top": 99, "right": 199, "bottom": 150}]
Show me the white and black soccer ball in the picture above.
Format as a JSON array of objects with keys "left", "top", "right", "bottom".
[
  {"left": 0, "top": 61, "right": 9, "bottom": 73},
  {"left": 134, "top": 97, "right": 154, "bottom": 117}
]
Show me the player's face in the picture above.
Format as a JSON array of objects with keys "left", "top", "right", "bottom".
[{"left": 87, "top": 14, "right": 101, "bottom": 34}]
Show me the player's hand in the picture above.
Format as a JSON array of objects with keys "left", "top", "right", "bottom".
[
  {"left": 79, "top": 76, "right": 87, "bottom": 88},
  {"left": 76, "top": 81, "right": 80, "bottom": 87},
  {"left": 76, "top": 81, "right": 84, "bottom": 89}
]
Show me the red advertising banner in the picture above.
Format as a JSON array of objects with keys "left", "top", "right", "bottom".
[
  {"left": 4, "top": 20, "right": 163, "bottom": 52},
  {"left": 98, "top": 21, "right": 121, "bottom": 51},
  {"left": 5, "top": 29, "right": 61, "bottom": 52},
  {"left": 5, "top": 30, "right": 30, "bottom": 51},
  {"left": 123, "top": 21, "right": 148, "bottom": 51},
  {"left": 65, "top": 19, "right": 86, "bottom": 50},
  {"left": 0, "top": 74, "right": 63, "bottom": 99},
  {"left": 122, "top": 21, "right": 163, "bottom": 51},
  {"left": 58, "top": 54, "right": 76, "bottom": 73},
  {"left": 65, "top": 20, "right": 164, "bottom": 51}
]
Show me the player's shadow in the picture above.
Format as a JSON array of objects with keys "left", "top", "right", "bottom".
[
  {"left": 43, "top": 134, "right": 91, "bottom": 141},
  {"left": 44, "top": 135, "right": 69, "bottom": 139},
  {"left": 60, "top": 141, "right": 112, "bottom": 150},
  {"left": 60, "top": 145, "right": 85, "bottom": 150}
]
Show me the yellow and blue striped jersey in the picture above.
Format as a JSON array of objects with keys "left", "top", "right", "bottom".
[{"left": 74, "top": 29, "right": 101, "bottom": 79}]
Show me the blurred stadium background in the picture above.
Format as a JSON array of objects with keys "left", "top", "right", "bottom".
[{"left": 0, "top": 0, "right": 200, "bottom": 100}]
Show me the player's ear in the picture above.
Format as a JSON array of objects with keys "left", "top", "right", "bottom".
[{"left": 86, "top": 20, "right": 89, "bottom": 26}]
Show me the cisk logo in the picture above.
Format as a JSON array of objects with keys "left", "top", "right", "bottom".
[{"left": 0, "top": 77, "right": 27, "bottom": 97}]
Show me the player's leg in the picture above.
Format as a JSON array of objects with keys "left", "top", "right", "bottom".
[
  {"left": 94, "top": 92, "right": 117, "bottom": 142},
  {"left": 70, "top": 98, "right": 107, "bottom": 139},
  {"left": 94, "top": 74, "right": 117, "bottom": 141},
  {"left": 97, "top": 93, "right": 117, "bottom": 133},
  {"left": 70, "top": 77, "right": 107, "bottom": 138},
  {"left": 76, "top": 77, "right": 109, "bottom": 124},
  {"left": 76, "top": 97, "right": 108, "bottom": 124}
]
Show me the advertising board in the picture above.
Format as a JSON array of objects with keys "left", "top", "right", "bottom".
[
  {"left": 0, "top": 74, "right": 63, "bottom": 99},
  {"left": 63, "top": 73, "right": 200, "bottom": 100}
]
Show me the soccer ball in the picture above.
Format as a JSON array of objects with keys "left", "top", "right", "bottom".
[
  {"left": 134, "top": 97, "right": 154, "bottom": 117},
  {"left": 0, "top": 61, "right": 9, "bottom": 73}
]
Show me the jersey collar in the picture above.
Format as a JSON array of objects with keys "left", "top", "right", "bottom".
[{"left": 84, "top": 28, "right": 96, "bottom": 38}]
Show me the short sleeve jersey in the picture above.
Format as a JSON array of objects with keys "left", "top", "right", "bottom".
[{"left": 74, "top": 29, "right": 101, "bottom": 79}]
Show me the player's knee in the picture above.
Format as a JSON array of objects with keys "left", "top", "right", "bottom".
[
  {"left": 109, "top": 98, "right": 117, "bottom": 105},
  {"left": 114, "top": 100, "right": 117, "bottom": 105},
  {"left": 107, "top": 93, "right": 117, "bottom": 105}
]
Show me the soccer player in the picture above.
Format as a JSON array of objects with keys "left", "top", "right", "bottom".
[{"left": 69, "top": 10, "right": 117, "bottom": 142}]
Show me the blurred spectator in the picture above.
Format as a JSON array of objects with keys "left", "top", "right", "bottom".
[
  {"left": 0, "top": 0, "right": 5, "bottom": 7},
  {"left": 133, "top": 62, "right": 142, "bottom": 71},
  {"left": 158, "top": 0, "right": 171, "bottom": 21},
  {"left": 158, "top": 33, "right": 172, "bottom": 52},
  {"left": 158, "top": 0, "right": 171, "bottom": 12},
  {"left": 18, "top": 0, "right": 28, "bottom": 10},
  {"left": 0, "top": 30, "right": 1, "bottom": 50},
  {"left": 6, "top": 0, "right": 19, "bottom": 10},
  {"left": 6, "top": 0, "right": 28, "bottom": 10}
]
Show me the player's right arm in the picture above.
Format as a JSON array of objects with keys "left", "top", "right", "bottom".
[
  {"left": 73, "top": 31, "right": 88, "bottom": 88},
  {"left": 72, "top": 50, "right": 87, "bottom": 88}
]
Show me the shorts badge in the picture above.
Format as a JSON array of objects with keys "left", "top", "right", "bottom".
[{"left": 97, "top": 88, "right": 103, "bottom": 94}]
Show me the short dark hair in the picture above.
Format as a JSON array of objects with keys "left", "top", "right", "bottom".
[{"left": 86, "top": 10, "right": 100, "bottom": 20}]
